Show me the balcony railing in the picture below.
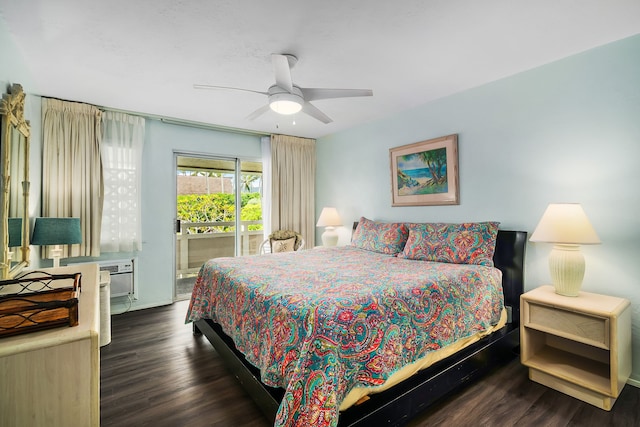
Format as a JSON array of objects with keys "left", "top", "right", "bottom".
[{"left": 176, "top": 220, "right": 264, "bottom": 278}]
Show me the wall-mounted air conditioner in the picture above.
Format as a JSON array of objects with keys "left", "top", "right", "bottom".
[
  {"left": 97, "top": 259, "right": 135, "bottom": 298},
  {"left": 69, "top": 258, "right": 136, "bottom": 299}
]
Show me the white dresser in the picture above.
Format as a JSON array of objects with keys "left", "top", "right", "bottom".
[{"left": 0, "top": 263, "right": 101, "bottom": 427}]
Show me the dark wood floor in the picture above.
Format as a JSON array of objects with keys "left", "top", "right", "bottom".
[{"left": 101, "top": 300, "right": 640, "bottom": 427}]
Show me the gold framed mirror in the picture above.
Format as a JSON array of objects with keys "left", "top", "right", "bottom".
[{"left": 1, "top": 83, "right": 31, "bottom": 278}]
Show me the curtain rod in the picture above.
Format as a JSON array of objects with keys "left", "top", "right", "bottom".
[
  {"left": 33, "top": 93, "right": 269, "bottom": 137},
  {"left": 158, "top": 117, "right": 267, "bottom": 136}
]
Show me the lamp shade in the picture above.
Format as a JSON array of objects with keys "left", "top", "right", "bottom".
[
  {"left": 31, "top": 217, "right": 82, "bottom": 246},
  {"left": 8, "top": 217, "right": 22, "bottom": 248},
  {"left": 529, "top": 204, "right": 600, "bottom": 245},
  {"left": 316, "top": 207, "right": 342, "bottom": 227}
]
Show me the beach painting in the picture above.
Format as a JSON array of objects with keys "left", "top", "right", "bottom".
[{"left": 390, "top": 134, "right": 459, "bottom": 206}]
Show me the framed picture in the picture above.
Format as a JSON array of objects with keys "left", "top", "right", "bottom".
[{"left": 389, "top": 134, "right": 459, "bottom": 206}]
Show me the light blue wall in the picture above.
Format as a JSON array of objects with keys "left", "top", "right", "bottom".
[
  {"left": 4, "top": 14, "right": 639, "bottom": 383},
  {"left": 0, "top": 15, "right": 36, "bottom": 90},
  {"left": 316, "top": 34, "right": 640, "bottom": 383},
  {"left": 111, "top": 120, "right": 262, "bottom": 312},
  {"left": 21, "top": 112, "right": 262, "bottom": 314},
  {"left": 1, "top": 15, "right": 41, "bottom": 265},
  {"left": 20, "top": 110, "right": 262, "bottom": 313},
  {"left": 3, "top": 16, "right": 264, "bottom": 313}
]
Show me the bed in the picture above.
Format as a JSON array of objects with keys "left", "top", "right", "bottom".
[{"left": 187, "top": 219, "right": 527, "bottom": 426}]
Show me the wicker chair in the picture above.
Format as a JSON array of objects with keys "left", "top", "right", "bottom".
[{"left": 258, "top": 230, "right": 305, "bottom": 254}]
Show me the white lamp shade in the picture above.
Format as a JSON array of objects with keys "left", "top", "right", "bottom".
[
  {"left": 317, "top": 207, "right": 342, "bottom": 247},
  {"left": 316, "top": 207, "right": 342, "bottom": 227},
  {"left": 530, "top": 203, "right": 600, "bottom": 297},
  {"left": 529, "top": 203, "right": 600, "bottom": 245}
]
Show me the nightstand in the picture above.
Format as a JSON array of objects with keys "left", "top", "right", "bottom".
[{"left": 520, "top": 285, "right": 632, "bottom": 410}]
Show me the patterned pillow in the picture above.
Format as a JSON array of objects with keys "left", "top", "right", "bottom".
[
  {"left": 351, "top": 217, "right": 409, "bottom": 255},
  {"left": 271, "top": 237, "right": 296, "bottom": 253},
  {"left": 400, "top": 222, "right": 500, "bottom": 266},
  {"left": 269, "top": 230, "right": 303, "bottom": 250}
]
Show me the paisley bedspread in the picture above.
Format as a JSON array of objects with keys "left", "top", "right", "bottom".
[{"left": 186, "top": 246, "right": 503, "bottom": 427}]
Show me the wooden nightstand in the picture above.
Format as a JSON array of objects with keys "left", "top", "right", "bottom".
[{"left": 520, "top": 285, "right": 632, "bottom": 410}]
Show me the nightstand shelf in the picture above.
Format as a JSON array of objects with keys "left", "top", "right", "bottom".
[
  {"left": 520, "top": 286, "right": 631, "bottom": 411},
  {"left": 525, "top": 345, "right": 611, "bottom": 393}
]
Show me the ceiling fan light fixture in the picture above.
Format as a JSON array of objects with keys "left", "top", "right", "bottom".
[
  {"left": 269, "top": 93, "right": 303, "bottom": 115},
  {"left": 195, "top": 54, "right": 371, "bottom": 123}
]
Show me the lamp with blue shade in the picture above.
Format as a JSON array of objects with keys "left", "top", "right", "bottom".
[{"left": 31, "top": 217, "right": 82, "bottom": 267}]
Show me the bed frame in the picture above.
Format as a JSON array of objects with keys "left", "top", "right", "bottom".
[{"left": 193, "top": 228, "right": 527, "bottom": 426}]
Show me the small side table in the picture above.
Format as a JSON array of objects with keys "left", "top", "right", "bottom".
[{"left": 520, "top": 285, "right": 631, "bottom": 410}]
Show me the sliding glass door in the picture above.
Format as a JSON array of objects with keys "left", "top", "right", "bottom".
[{"left": 174, "top": 154, "right": 263, "bottom": 300}]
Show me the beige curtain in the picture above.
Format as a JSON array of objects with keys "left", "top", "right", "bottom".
[
  {"left": 41, "top": 98, "right": 103, "bottom": 257},
  {"left": 270, "top": 134, "right": 316, "bottom": 248}
]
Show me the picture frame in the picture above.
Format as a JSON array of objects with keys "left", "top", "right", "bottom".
[{"left": 389, "top": 134, "right": 459, "bottom": 206}]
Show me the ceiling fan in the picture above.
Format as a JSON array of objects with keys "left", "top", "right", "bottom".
[{"left": 193, "top": 54, "right": 373, "bottom": 124}]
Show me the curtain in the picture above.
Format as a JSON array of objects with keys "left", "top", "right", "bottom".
[
  {"left": 260, "top": 136, "right": 272, "bottom": 239},
  {"left": 41, "top": 98, "right": 103, "bottom": 257},
  {"left": 100, "top": 111, "right": 145, "bottom": 252},
  {"left": 8, "top": 128, "right": 26, "bottom": 217},
  {"left": 270, "top": 134, "right": 316, "bottom": 248}
]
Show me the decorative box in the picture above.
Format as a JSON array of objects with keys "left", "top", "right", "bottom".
[{"left": 0, "top": 271, "right": 82, "bottom": 337}]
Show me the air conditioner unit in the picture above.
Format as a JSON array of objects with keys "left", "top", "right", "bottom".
[
  {"left": 70, "top": 259, "right": 136, "bottom": 299},
  {"left": 98, "top": 259, "right": 135, "bottom": 298}
]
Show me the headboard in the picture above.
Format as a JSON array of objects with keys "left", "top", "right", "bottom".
[
  {"left": 493, "top": 230, "right": 527, "bottom": 324},
  {"left": 351, "top": 222, "right": 527, "bottom": 325}
]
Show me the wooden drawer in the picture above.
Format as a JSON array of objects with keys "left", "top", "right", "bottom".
[{"left": 526, "top": 302, "right": 609, "bottom": 349}]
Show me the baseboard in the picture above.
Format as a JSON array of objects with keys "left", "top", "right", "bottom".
[
  {"left": 627, "top": 377, "right": 640, "bottom": 388},
  {"left": 111, "top": 298, "right": 173, "bottom": 314}
]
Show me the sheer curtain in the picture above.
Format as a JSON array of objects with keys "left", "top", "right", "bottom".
[
  {"left": 270, "top": 134, "right": 316, "bottom": 248},
  {"left": 41, "top": 98, "right": 103, "bottom": 257},
  {"left": 100, "top": 111, "right": 145, "bottom": 252}
]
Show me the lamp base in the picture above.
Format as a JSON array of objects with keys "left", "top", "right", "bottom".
[
  {"left": 549, "top": 244, "right": 585, "bottom": 297},
  {"left": 51, "top": 246, "right": 63, "bottom": 268},
  {"left": 321, "top": 227, "right": 339, "bottom": 247}
]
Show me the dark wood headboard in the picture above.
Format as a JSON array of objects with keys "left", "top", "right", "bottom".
[
  {"left": 351, "top": 222, "right": 527, "bottom": 325},
  {"left": 493, "top": 230, "right": 527, "bottom": 324}
]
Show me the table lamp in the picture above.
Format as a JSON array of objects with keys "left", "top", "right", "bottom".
[
  {"left": 316, "top": 207, "right": 342, "bottom": 247},
  {"left": 31, "top": 217, "right": 82, "bottom": 267},
  {"left": 529, "top": 203, "right": 600, "bottom": 296}
]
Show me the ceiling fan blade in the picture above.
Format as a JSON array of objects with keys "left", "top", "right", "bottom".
[
  {"left": 193, "top": 84, "right": 267, "bottom": 96},
  {"left": 246, "top": 104, "right": 271, "bottom": 121},
  {"left": 300, "top": 88, "right": 373, "bottom": 102},
  {"left": 272, "top": 54, "right": 294, "bottom": 93},
  {"left": 302, "top": 102, "right": 332, "bottom": 124}
]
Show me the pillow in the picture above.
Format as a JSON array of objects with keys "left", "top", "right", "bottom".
[
  {"left": 269, "top": 230, "right": 302, "bottom": 250},
  {"left": 351, "top": 217, "right": 409, "bottom": 255},
  {"left": 271, "top": 237, "right": 296, "bottom": 253},
  {"left": 400, "top": 222, "right": 500, "bottom": 266}
]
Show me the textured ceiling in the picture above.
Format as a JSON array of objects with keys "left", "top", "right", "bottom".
[{"left": 1, "top": 0, "right": 639, "bottom": 138}]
